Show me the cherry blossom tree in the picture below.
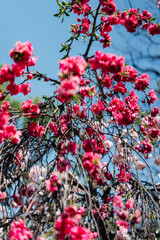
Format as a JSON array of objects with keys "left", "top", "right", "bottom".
[{"left": 0, "top": 0, "right": 160, "bottom": 239}]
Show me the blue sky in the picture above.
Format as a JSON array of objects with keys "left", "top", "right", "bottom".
[
  {"left": 0, "top": 0, "right": 77, "bottom": 99},
  {"left": 0, "top": 0, "right": 160, "bottom": 100}
]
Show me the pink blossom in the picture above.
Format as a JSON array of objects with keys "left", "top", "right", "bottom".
[
  {"left": 59, "top": 56, "right": 87, "bottom": 76},
  {"left": 8, "top": 218, "right": 33, "bottom": 240},
  {"left": 36, "top": 238, "right": 47, "bottom": 240},
  {"left": 70, "top": 226, "right": 95, "bottom": 240},
  {"left": 151, "top": 107, "right": 159, "bottom": 117},
  {"left": 28, "top": 122, "right": 45, "bottom": 138},
  {"left": 89, "top": 51, "right": 124, "bottom": 74},
  {"left": 113, "top": 82, "right": 127, "bottom": 94},
  {"left": 57, "top": 76, "right": 80, "bottom": 103},
  {"left": 134, "top": 208, "right": 141, "bottom": 223},
  {"left": 154, "top": 156, "right": 160, "bottom": 166},
  {"left": 133, "top": 161, "right": 146, "bottom": 170},
  {"left": 10, "top": 41, "right": 34, "bottom": 65},
  {"left": 27, "top": 56, "right": 38, "bottom": 66},
  {"left": 117, "top": 169, "right": 131, "bottom": 183},
  {"left": 81, "top": 18, "right": 90, "bottom": 34},
  {"left": 67, "top": 141, "right": 78, "bottom": 154},
  {"left": 102, "top": 75, "right": 112, "bottom": 88},
  {"left": 134, "top": 73, "right": 150, "bottom": 91},
  {"left": 148, "top": 89, "right": 158, "bottom": 104},
  {"left": 0, "top": 191, "right": 6, "bottom": 201},
  {"left": 45, "top": 172, "right": 61, "bottom": 193},
  {"left": 12, "top": 63, "right": 24, "bottom": 77},
  {"left": 7, "top": 83, "right": 21, "bottom": 96},
  {"left": 21, "top": 82, "right": 31, "bottom": 95},
  {"left": 90, "top": 100, "right": 105, "bottom": 115},
  {"left": 117, "top": 208, "right": 129, "bottom": 220},
  {"left": 148, "top": 24, "right": 160, "bottom": 36},
  {"left": 148, "top": 128, "right": 160, "bottom": 139},
  {"left": 11, "top": 130, "right": 22, "bottom": 144},
  {"left": 136, "top": 138, "right": 153, "bottom": 154},
  {"left": 21, "top": 99, "right": 40, "bottom": 118},
  {"left": 113, "top": 195, "right": 124, "bottom": 209},
  {"left": 116, "top": 220, "right": 130, "bottom": 230},
  {"left": 27, "top": 73, "right": 33, "bottom": 79},
  {"left": 0, "top": 64, "right": 15, "bottom": 84},
  {"left": 126, "top": 198, "right": 134, "bottom": 210}
]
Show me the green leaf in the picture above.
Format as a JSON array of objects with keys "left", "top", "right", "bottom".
[
  {"left": 149, "top": 17, "right": 156, "bottom": 22},
  {"left": 62, "top": 0, "right": 67, "bottom": 5},
  {"left": 54, "top": 13, "right": 60, "bottom": 17},
  {"left": 76, "top": 0, "right": 81, "bottom": 7},
  {"left": 56, "top": 0, "right": 62, "bottom": 8},
  {"left": 59, "top": 47, "right": 66, "bottom": 53},
  {"left": 64, "top": 11, "right": 69, "bottom": 16},
  {"left": 126, "top": 9, "right": 129, "bottom": 15}
]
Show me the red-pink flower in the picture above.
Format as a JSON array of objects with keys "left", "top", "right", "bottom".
[
  {"left": 134, "top": 73, "right": 150, "bottom": 91},
  {"left": 57, "top": 157, "right": 71, "bottom": 173},
  {"left": 12, "top": 63, "right": 24, "bottom": 77},
  {"left": 117, "top": 169, "right": 131, "bottom": 183},
  {"left": 8, "top": 219, "right": 33, "bottom": 240},
  {"left": 116, "top": 208, "right": 129, "bottom": 220},
  {"left": 7, "top": 83, "right": 21, "bottom": 96},
  {"left": 81, "top": 18, "right": 90, "bottom": 34},
  {"left": 67, "top": 141, "right": 78, "bottom": 154},
  {"left": 102, "top": 75, "right": 112, "bottom": 88},
  {"left": 21, "top": 82, "right": 31, "bottom": 96},
  {"left": 89, "top": 51, "right": 124, "bottom": 74},
  {"left": 28, "top": 122, "right": 45, "bottom": 138},
  {"left": 57, "top": 76, "right": 80, "bottom": 103},
  {"left": 116, "top": 220, "right": 130, "bottom": 230},
  {"left": 70, "top": 226, "right": 95, "bottom": 240},
  {"left": 126, "top": 198, "right": 134, "bottom": 210},
  {"left": 0, "top": 191, "right": 6, "bottom": 201},
  {"left": 0, "top": 64, "right": 15, "bottom": 84},
  {"left": 134, "top": 208, "right": 141, "bottom": 223},
  {"left": 113, "top": 82, "right": 127, "bottom": 94},
  {"left": 11, "top": 130, "right": 22, "bottom": 144},
  {"left": 21, "top": 99, "right": 40, "bottom": 118},
  {"left": 148, "top": 89, "right": 158, "bottom": 104},
  {"left": 10, "top": 41, "right": 34, "bottom": 65},
  {"left": 45, "top": 172, "right": 61, "bottom": 193},
  {"left": 27, "top": 56, "right": 38, "bottom": 66},
  {"left": 113, "top": 195, "right": 124, "bottom": 209},
  {"left": 136, "top": 138, "right": 153, "bottom": 154},
  {"left": 90, "top": 100, "right": 105, "bottom": 115},
  {"left": 59, "top": 56, "right": 87, "bottom": 76}
]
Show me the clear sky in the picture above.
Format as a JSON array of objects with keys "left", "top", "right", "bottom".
[
  {"left": 0, "top": 0, "right": 77, "bottom": 99},
  {"left": 0, "top": 0, "right": 160, "bottom": 100}
]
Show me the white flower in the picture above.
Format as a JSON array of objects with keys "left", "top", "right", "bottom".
[
  {"left": 130, "top": 130, "right": 138, "bottom": 139},
  {"left": 133, "top": 161, "right": 146, "bottom": 170},
  {"left": 104, "top": 140, "right": 113, "bottom": 148}
]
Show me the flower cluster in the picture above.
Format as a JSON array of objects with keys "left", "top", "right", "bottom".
[
  {"left": 28, "top": 122, "right": 45, "bottom": 138},
  {"left": 89, "top": 51, "right": 124, "bottom": 74},
  {"left": 57, "top": 56, "right": 87, "bottom": 102},
  {"left": 21, "top": 99, "right": 40, "bottom": 118},
  {"left": 90, "top": 100, "right": 105, "bottom": 115},
  {"left": 0, "top": 102, "right": 22, "bottom": 144},
  {"left": 0, "top": 41, "right": 37, "bottom": 98},
  {"left": 113, "top": 196, "right": 141, "bottom": 240},
  {"left": 82, "top": 151, "right": 103, "bottom": 183},
  {"left": 8, "top": 219, "right": 33, "bottom": 240},
  {"left": 107, "top": 90, "right": 139, "bottom": 126},
  {"left": 56, "top": 205, "right": 97, "bottom": 240},
  {"left": 45, "top": 172, "right": 61, "bottom": 193}
]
